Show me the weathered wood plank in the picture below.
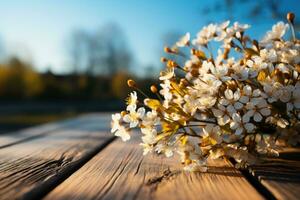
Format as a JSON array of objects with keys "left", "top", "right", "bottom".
[
  {"left": 248, "top": 148, "right": 300, "bottom": 200},
  {"left": 45, "top": 134, "right": 264, "bottom": 200},
  {"left": 0, "top": 113, "right": 111, "bottom": 149},
  {"left": 0, "top": 114, "right": 114, "bottom": 200}
]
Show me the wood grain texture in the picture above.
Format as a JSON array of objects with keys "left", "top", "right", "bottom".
[
  {"left": 0, "top": 113, "right": 111, "bottom": 149},
  {"left": 45, "top": 134, "right": 264, "bottom": 200},
  {"left": 248, "top": 148, "right": 300, "bottom": 200},
  {"left": 0, "top": 114, "right": 114, "bottom": 200}
]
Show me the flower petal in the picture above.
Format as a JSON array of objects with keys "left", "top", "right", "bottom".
[
  {"left": 260, "top": 108, "right": 271, "bottom": 116},
  {"left": 212, "top": 108, "right": 224, "bottom": 117},
  {"left": 234, "top": 102, "right": 243, "bottom": 110},
  {"left": 244, "top": 123, "right": 255, "bottom": 133},
  {"left": 239, "top": 96, "right": 249, "bottom": 104},
  {"left": 219, "top": 115, "right": 230, "bottom": 125},
  {"left": 235, "top": 127, "right": 243, "bottom": 135},
  {"left": 243, "top": 85, "right": 252, "bottom": 96},
  {"left": 225, "top": 89, "right": 234, "bottom": 100},
  {"left": 227, "top": 105, "right": 236, "bottom": 114},
  {"left": 219, "top": 98, "right": 229, "bottom": 106},
  {"left": 253, "top": 112, "right": 263, "bottom": 122}
]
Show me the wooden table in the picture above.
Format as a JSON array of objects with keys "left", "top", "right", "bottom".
[{"left": 0, "top": 113, "right": 299, "bottom": 200}]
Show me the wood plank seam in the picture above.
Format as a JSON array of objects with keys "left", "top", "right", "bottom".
[
  {"left": 0, "top": 114, "right": 111, "bottom": 150},
  {"left": 45, "top": 135, "right": 264, "bottom": 200},
  {"left": 238, "top": 167, "right": 276, "bottom": 200},
  {"left": 0, "top": 118, "right": 81, "bottom": 149},
  {"left": 21, "top": 136, "right": 116, "bottom": 200}
]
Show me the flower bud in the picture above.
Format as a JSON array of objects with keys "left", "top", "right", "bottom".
[
  {"left": 274, "top": 68, "right": 282, "bottom": 76},
  {"left": 167, "top": 60, "right": 178, "bottom": 68},
  {"left": 207, "top": 58, "right": 214, "bottom": 63},
  {"left": 223, "top": 48, "right": 230, "bottom": 59},
  {"left": 191, "top": 68, "right": 199, "bottom": 77},
  {"left": 160, "top": 57, "right": 168, "bottom": 63},
  {"left": 239, "top": 59, "right": 245, "bottom": 65},
  {"left": 191, "top": 48, "right": 196, "bottom": 55},
  {"left": 191, "top": 48, "right": 206, "bottom": 59},
  {"left": 150, "top": 85, "right": 158, "bottom": 93},
  {"left": 287, "top": 12, "right": 295, "bottom": 24},
  {"left": 121, "top": 111, "right": 127, "bottom": 117},
  {"left": 252, "top": 40, "right": 259, "bottom": 48},
  {"left": 185, "top": 159, "right": 192, "bottom": 165},
  {"left": 180, "top": 78, "right": 189, "bottom": 87},
  {"left": 164, "top": 46, "right": 173, "bottom": 53},
  {"left": 127, "top": 79, "right": 136, "bottom": 88},
  {"left": 226, "top": 80, "right": 237, "bottom": 90}
]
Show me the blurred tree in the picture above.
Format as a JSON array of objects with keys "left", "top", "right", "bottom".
[
  {"left": 94, "top": 23, "right": 132, "bottom": 75},
  {"left": 143, "top": 64, "right": 159, "bottom": 78},
  {"left": 0, "top": 57, "right": 43, "bottom": 99},
  {"left": 67, "top": 29, "right": 90, "bottom": 74},
  {"left": 67, "top": 23, "right": 132, "bottom": 76},
  {"left": 0, "top": 36, "right": 5, "bottom": 62},
  {"left": 111, "top": 72, "right": 131, "bottom": 99}
]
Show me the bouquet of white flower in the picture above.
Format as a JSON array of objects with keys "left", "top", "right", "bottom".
[{"left": 111, "top": 13, "right": 300, "bottom": 171}]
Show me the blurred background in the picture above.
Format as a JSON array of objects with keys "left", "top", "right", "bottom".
[{"left": 0, "top": 0, "right": 298, "bottom": 133}]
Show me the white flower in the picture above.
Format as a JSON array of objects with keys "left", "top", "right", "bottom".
[
  {"left": 273, "top": 83, "right": 294, "bottom": 103},
  {"left": 155, "top": 143, "right": 174, "bottom": 157},
  {"left": 159, "top": 68, "right": 174, "bottom": 80},
  {"left": 141, "top": 127, "right": 157, "bottom": 144},
  {"left": 276, "top": 63, "right": 291, "bottom": 74},
  {"left": 287, "top": 82, "right": 300, "bottom": 111},
  {"left": 244, "top": 98, "right": 271, "bottom": 122},
  {"left": 233, "top": 22, "right": 250, "bottom": 38},
  {"left": 209, "top": 63, "right": 231, "bottom": 82},
  {"left": 126, "top": 91, "right": 138, "bottom": 111},
  {"left": 193, "top": 23, "right": 217, "bottom": 45},
  {"left": 219, "top": 89, "right": 243, "bottom": 114},
  {"left": 142, "top": 110, "right": 160, "bottom": 127},
  {"left": 115, "top": 126, "right": 131, "bottom": 141},
  {"left": 212, "top": 104, "right": 231, "bottom": 125},
  {"left": 160, "top": 80, "right": 172, "bottom": 108},
  {"left": 233, "top": 22, "right": 250, "bottom": 32},
  {"left": 276, "top": 118, "right": 289, "bottom": 128},
  {"left": 176, "top": 32, "right": 190, "bottom": 47},
  {"left": 260, "top": 49, "right": 277, "bottom": 63},
  {"left": 201, "top": 73, "right": 222, "bottom": 93},
  {"left": 262, "top": 81, "right": 278, "bottom": 103},
  {"left": 198, "top": 95, "right": 217, "bottom": 110},
  {"left": 140, "top": 143, "right": 154, "bottom": 155},
  {"left": 111, "top": 113, "right": 121, "bottom": 133},
  {"left": 256, "top": 135, "right": 279, "bottom": 155},
  {"left": 199, "top": 61, "right": 213, "bottom": 76},
  {"left": 215, "top": 22, "right": 249, "bottom": 47},
  {"left": 230, "top": 113, "right": 255, "bottom": 135},
  {"left": 241, "top": 85, "right": 264, "bottom": 104},
  {"left": 202, "top": 124, "right": 222, "bottom": 144},
  {"left": 123, "top": 107, "right": 145, "bottom": 128},
  {"left": 232, "top": 63, "right": 249, "bottom": 81},
  {"left": 262, "top": 22, "right": 289, "bottom": 43},
  {"left": 215, "top": 21, "right": 231, "bottom": 41},
  {"left": 246, "top": 56, "right": 268, "bottom": 77},
  {"left": 111, "top": 18, "right": 300, "bottom": 171},
  {"left": 183, "top": 92, "right": 199, "bottom": 115}
]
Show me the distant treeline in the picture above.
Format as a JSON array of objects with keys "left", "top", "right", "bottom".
[{"left": 0, "top": 57, "right": 156, "bottom": 101}]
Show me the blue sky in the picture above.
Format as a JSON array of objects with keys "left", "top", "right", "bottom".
[{"left": 0, "top": 0, "right": 299, "bottom": 74}]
